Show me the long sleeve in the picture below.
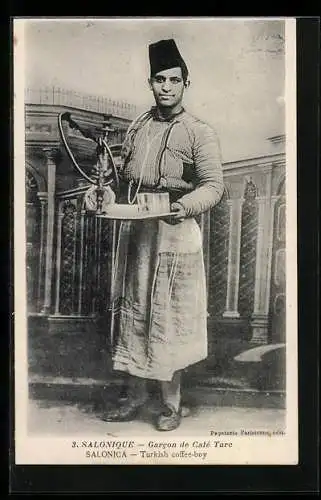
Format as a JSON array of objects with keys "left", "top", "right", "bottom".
[{"left": 177, "top": 123, "right": 224, "bottom": 217}]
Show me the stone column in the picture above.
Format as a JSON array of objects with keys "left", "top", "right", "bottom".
[
  {"left": 36, "top": 192, "right": 48, "bottom": 311},
  {"left": 251, "top": 195, "right": 279, "bottom": 343},
  {"left": 41, "top": 148, "right": 57, "bottom": 315},
  {"left": 223, "top": 198, "right": 244, "bottom": 318}
]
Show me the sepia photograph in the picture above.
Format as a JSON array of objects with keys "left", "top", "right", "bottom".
[{"left": 14, "top": 16, "right": 298, "bottom": 465}]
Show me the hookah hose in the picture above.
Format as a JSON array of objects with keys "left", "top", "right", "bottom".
[
  {"left": 57, "top": 112, "right": 119, "bottom": 190},
  {"left": 102, "top": 138, "right": 120, "bottom": 191}
]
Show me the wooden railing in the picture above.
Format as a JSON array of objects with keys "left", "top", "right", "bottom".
[{"left": 25, "top": 87, "right": 138, "bottom": 120}]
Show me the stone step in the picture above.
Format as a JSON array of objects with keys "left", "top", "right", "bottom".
[{"left": 29, "top": 374, "right": 285, "bottom": 410}]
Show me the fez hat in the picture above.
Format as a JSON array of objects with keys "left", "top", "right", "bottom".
[{"left": 149, "top": 39, "right": 188, "bottom": 80}]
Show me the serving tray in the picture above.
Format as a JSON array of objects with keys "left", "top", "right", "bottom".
[{"left": 96, "top": 211, "right": 173, "bottom": 221}]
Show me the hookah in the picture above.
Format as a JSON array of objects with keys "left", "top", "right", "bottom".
[{"left": 57, "top": 111, "right": 120, "bottom": 214}]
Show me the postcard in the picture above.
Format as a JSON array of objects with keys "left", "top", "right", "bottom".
[{"left": 13, "top": 16, "right": 298, "bottom": 466}]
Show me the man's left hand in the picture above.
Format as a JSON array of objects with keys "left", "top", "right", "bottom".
[{"left": 162, "top": 202, "right": 186, "bottom": 225}]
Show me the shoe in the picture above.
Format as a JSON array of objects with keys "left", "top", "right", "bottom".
[
  {"left": 155, "top": 403, "right": 182, "bottom": 431},
  {"left": 101, "top": 399, "right": 146, "bottom": 422}
]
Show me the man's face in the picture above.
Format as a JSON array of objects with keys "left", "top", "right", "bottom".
[{"left": 149, "top": 67, "right": 186, "bottom": 109}]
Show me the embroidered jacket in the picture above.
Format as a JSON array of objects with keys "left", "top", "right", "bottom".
[{"left": 119, "top": 107, "right": 224, "bottom": 217}]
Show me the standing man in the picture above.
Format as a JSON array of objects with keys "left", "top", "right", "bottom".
[{"left": 103, "top": 39, "right": 224, "bottom": 431}]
